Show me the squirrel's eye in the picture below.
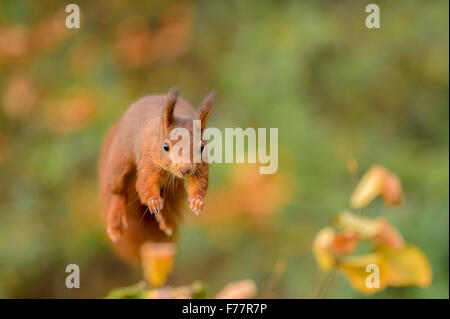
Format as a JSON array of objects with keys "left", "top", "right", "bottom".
[
  {"left": 200, "top": 144, "right": 205, "bottom": 153},
  {"left": 163, "top": 143, "right": 170, "bottom": 152}
]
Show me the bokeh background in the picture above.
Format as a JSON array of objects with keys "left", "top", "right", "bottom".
[{"left": 0, "top": 0, "right": 448, "bottom": 298}]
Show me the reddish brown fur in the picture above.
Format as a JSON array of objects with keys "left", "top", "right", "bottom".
[{"left": 99, "top": 88, "right": 214, "bottom": 264}]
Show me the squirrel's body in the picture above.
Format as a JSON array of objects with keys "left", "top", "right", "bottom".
[{"left": 99, "top": 88, "right": 215, "bottom": 264}]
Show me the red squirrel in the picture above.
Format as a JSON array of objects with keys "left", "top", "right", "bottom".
[{"left": 99, "top": 87, "right": 215, "bottom": 263}]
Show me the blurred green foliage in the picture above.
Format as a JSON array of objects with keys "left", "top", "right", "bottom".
[{"left": 0, "top": 0, "right": 448, "bottom": 298}]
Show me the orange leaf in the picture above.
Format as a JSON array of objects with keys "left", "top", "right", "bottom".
[{"left": 331, "top": 230, "right": 359, "bottom": 255}]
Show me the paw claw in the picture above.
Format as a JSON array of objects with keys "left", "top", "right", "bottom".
[
  {"left": 148, "top": 196, "right": 164, "bottom": 214},
  {"left": 188, "top": 195, "right": 204, "bottom": 215}
]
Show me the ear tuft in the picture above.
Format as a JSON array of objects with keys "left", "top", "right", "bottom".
[
  {"left": 167, "top": 86, "right": 180, "bottom": 103},
  {"left": 197, "top": 90, "right": 216, "bottom": 130},
  {"left": 163, "top": 86, "right": 179, "bottom": 129}
]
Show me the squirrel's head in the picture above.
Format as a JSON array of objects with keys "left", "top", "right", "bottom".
[{"left": 157, "top": 87, "right": 215, "bottom": 178}]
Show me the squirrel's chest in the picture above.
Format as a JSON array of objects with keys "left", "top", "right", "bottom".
[{"left": 160, "top": 174, "right": 185, "bottom": 192}]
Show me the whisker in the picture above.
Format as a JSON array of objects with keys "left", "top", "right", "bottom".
[
  {"left": 127, "top": 190, "right": 140, "bottom": 207},
  {"left": 162, "top": 172, "right": 170, "bottom": 199},
  {"left": 140, "top": 206, "right": 149, "bottom": 223},
  {"left": 173, "top": 174, "right": 179, "bottom": 197},
  {"left": 171, "top": 173, "right": 176, "bottom": 197}
]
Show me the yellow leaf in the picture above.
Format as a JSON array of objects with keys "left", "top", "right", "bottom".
[
  {"left": 350, "top": 165, "right": 403, "bottom": 209},
  {"left": 335, "top": 211, "right": 381, "bottom": 239},
  {"left": 339, "top": 253, "right": 387, "bottom": 295},
  {"left": 312, "top": 227, "right": 336, "bottom": 271},
  {"left": 339, "top": 245, "right": 432, "bottom": 295},
  {"left": 140, "top": 242, "right": 176, "bottom": 288},
  {"left": 378, "top": 245, "right": 432, "bottom": 288},
  {"left": 350, "top": 166, "right": 384, "bottom": 209}
]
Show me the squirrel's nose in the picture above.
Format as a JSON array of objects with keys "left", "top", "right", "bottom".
[{"left": 179, "top": 166, "right": 192, "bottom": 176}]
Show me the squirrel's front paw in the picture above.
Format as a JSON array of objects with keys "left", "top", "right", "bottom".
[
  {"left": 188, "top": 195, "right": 204, "bottom": 215},
  {"left": 147, "top": 196, "right": 164, "bottom": 214}
]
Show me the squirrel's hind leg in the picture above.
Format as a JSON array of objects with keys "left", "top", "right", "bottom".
[
  {"left": 153, "top": 209, "right": 173, "bottom": 237},
  {"left": 106, "top": 193, "right": 128, "bottom": 242},
  {"left": 104, "top": 136, "right": 134, "bottom": 241}
]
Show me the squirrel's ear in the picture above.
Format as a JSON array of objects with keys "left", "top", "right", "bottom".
[
  {"left": 163, "top": 86, "right": 179, "bottom": 130},
  {"left": 197, "top": 90, "right": 216, "bottom": 131}
]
